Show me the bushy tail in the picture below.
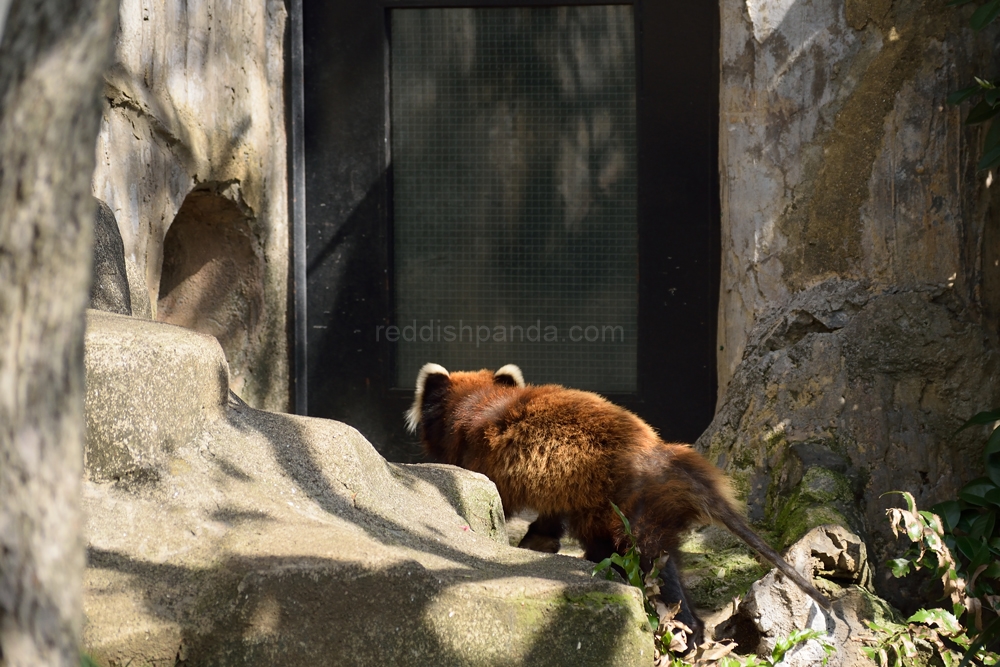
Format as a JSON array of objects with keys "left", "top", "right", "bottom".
[
  {"left": 717, "top": 507, "right": 831, "bottom": 610},
  {"left": 622, "top": 442, "right": 831, "bottom": 610}
]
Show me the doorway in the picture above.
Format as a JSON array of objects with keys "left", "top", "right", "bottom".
[{"left": 300, "top": 0, "right": 719, "bottom": 462}]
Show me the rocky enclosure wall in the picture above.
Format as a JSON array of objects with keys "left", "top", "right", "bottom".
[
  {"left": 84, "top": 0, "right": 1000, "bottom": 616},
  {"left": 91, "top": 0, "right": 289, "bottom": 411},
  {"left": 706, "top": 0, "right": 1000, "bottom": 608}
]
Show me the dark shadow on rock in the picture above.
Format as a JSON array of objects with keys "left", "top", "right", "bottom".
[
  {"left": 224, "top": 402, "right": 506, "bottom": 570},
  {"left": 209, "top": 507, "right": 275, "bottom": 526},
  {"left": 87, "top": 546, "right": 638, "bottom": 667},
  {"left": 90, "top": 198, "right": 132, "bottom": 316},
  {"left": 208, "top": 453, "right": 254, "bottom": 483},
  {"left": 396, "top": 463, "right": 485, "bottom": 535}
]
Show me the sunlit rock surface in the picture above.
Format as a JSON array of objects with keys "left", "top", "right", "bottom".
[{"left": 82, "top": 311, "right": 650, "bottom": 666}]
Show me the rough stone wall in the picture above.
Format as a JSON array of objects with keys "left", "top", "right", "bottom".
[
  {"left": 91, "top": 0, "right": 289, "bottom": 411},
  {"left": 718, "top": 0, "right": 998, "bottom": 383},
  {"left": 707, "top": 0, "right": 1000, "bottom": 609}
]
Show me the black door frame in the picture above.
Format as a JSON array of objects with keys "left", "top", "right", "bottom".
[{"left": 293, "top": 0, "right": 720, "bottom": 462}]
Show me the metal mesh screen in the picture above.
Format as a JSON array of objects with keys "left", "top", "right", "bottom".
[{"left": 390, "top": 6, "right": 637, "bottom": 391}]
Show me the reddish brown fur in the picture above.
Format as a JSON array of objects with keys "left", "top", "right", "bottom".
[
  {"left": 409, "top": 364, "right": 830, "bottom": 615},
  {"left": 415, "top": 368, "right": 732, "bottom": 552}
]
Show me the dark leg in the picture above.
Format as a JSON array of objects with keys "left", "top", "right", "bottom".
[
  {"left": 582, "top": 535, "right": 617, "bottom": 564},
  {"left": 585, "top": 536, "right": 703, "bottom": 645},
  {"left": 583, "top": 535, "right": 629, "bottom": 583},
  {"left": 647, "top": 554, "right": 704, "bottom": 646},
  {"left": 518, "top": 513, "right": 564, "bottom": 553}
]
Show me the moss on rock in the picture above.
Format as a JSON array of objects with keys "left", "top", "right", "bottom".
[
  {"left": 679, "top": 527, "right": 767, "bottom": 611},
  {"left": 773, "top": 466, "right": 858, "bottom": 549}
]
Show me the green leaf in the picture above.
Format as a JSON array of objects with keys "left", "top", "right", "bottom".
[
  {"left": 890, "top": 557, "right": 913, "bottom": 578},
  {"left": 609, "top": 502, "right": 633, "bottom": 538},
  {"left": 924, "top": 531, "right": 945, "bottom": 555},
  {"left": 908, "top": 608, "right": 963, "bottom": 634},
  {"left": 982, "top": 561, "right": 1000, "bottom": 580},
  {"left": 985, "top": 487, "right": 1000, "bottom": 511},
  {"left": 970, "top": 0, "right": 1000, "bottom": 30},
  {"left": 987, "top": 88, "right": 1000, "bottom": 106},
  {"left": 920, "top": 509, "right": 945, "bottom": 530},
  {"left": 886, "top": 490, "right": 919, "bottom": 514},
  {"left": 771, "top": 628, "right": 826, "bottom": 664},
  {"left": 957, "top": 535, "right": 981, "bottom": 560},
  {"left": 979, "top": 144, "right": 1000, "bottom": 172},
  {"left": 933, "top": 501, "right": 963, "bottom": 532},
  {"left": 959, "top": 410, "right": 1000, "bottom": 431},
  {"left": 976, "top": 121, "right": 1000, "bottom": 172},
  {"left": 969, "top": 540, "right": 994, "bottom": 573},
  {"left": 946, "top": 534, "right": 959, "bottom": 556},
  {"left": 647, "top": 612, "right": 658, "bottom": 631},
  {"left": 960, "top": 478, "right": 998, "bottom": 506},
  {"left": 986, "top": 422, "right": 1000, "bottom": 457},
  {"left": 969, "top": 99, "right": 1000, "bottom": 124},
  {"left": 987, "top": 454, "right": 1000, "bottom": 488},
  {"left": 592, "top": 558, "right": 615, "bottom": 579},
  {"left": 970, "top": 511, "right": 996, "bottom": 540},
  {"left": 949, "top": 84, "right": 982, "bottom": 105},
  {"left": 958, "top": 615, "right": 1000, "bottom": 667}
]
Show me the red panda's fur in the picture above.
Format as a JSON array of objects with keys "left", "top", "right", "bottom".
[{"left": 407, "top": 363, "right": 831, "bottom": 626}]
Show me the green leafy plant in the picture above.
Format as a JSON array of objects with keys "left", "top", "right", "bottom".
[
  {"left": 935, "top": 411, "right": 1000, "bottom": 660},
  {"left": 592, "top": 503, "right": 643, "bottom": 586},
  {"left": 946, "top": 1, "right": 1000, "bottom": 171},
  {"left": 931, "top": 410, "right": 1000, "bottom": 607},
  {"left": 864, "top": 606, "right": 982, "bottom": 667},
  {"left": 592, "top": 503, "right": 685, "bottom": 660},
  {"left": 668, "top": 629, "right": 831, "bottom": 667},
  {"left": 594, "top": 502, "right": 833, "bottom": 666},
  {"left": 867, "top": 490, "right": 1000, "bottom": 666},
  {"left": 722, "top": 629, "right": 834, "bottom": 667}
]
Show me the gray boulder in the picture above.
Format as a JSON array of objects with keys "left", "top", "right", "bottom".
[
  {"left": 697, "top": 279, "right": 1000, "bottom": 610},
  {"left": 82, "top": 311, "right": 650, "bottom": 666},
  {"left": 716, "top": 525, "right": 886, "bottom": 667}
]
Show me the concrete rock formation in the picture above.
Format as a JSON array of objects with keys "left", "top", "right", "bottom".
[
  {"left": 698, "top": 279, "right": 1000, "bottom": 609},
  {"left": 716, "top": 525, "right": 886, "bottom": 667},
  {"left": 82, "top": 311, "right": 650, "bottom": 666},
  {"left": 718, "top": 0, "right": 1000, "bottom": 385},
  {"left": 92, "top": 0, "right": 289, "bottom": 410},
  {"left": 712, "top": 0, "right": 1000, "bottom": 613}
]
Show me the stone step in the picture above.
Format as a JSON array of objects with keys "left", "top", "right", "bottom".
[{"left": 82, "top": 310, "right": 651, "bottom": 666}]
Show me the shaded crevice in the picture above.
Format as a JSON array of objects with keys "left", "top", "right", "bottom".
[{"left": 157, "top": 185, "right": 265, "bottom": 398}]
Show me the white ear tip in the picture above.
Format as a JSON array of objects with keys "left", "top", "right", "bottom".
[
  {"left": 418, "top": 362, "right": 450, "bottom": 381},
  {"left": 495, "top": 364, "right": 525, "bottom": 387},
  {"left": 406, "top": 363, "right": 450, "bottom": 434}
]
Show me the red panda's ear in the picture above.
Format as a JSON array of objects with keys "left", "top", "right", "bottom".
[
  {"left": 406, "top": 363, "right": 450, "bottom": 433},
  {"left": 494, "top": 364, "right": 525, "bottom": 388}
]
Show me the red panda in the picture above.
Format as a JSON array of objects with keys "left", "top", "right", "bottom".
[{"left": 406, "top": 362, "right": 831, "bottom": 635}]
